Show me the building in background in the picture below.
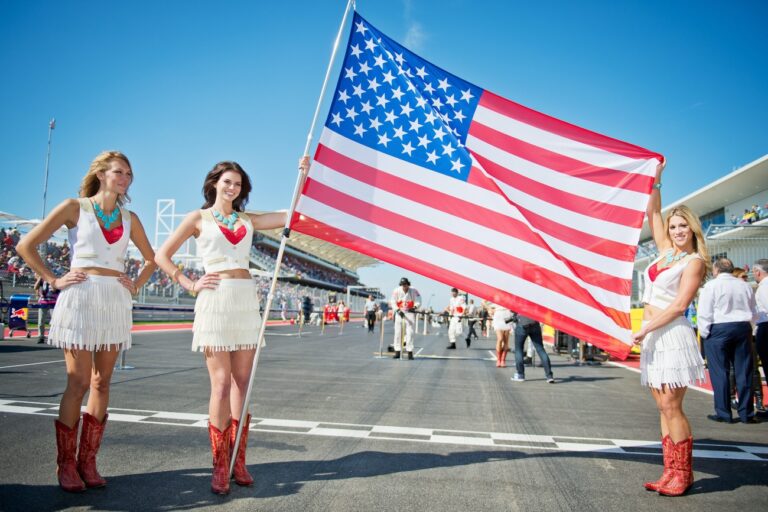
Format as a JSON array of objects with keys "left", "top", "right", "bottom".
[{"left": 633, "top": 154, "right": 768, "bottom": 305}]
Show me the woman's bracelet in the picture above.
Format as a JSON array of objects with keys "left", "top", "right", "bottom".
[{"left": 190, "top": 280, "right": 197, "bottom": 297}]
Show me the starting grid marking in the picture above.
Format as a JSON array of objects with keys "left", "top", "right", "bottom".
[{"left": 1, "top": 399, "right": 766, "bottom": 462}]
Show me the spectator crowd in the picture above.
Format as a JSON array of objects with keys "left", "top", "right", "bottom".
[
  {"left": 730, "top": 202, "right": 768, "bottom": 225},
  {"left": 2, "top": 227, "right": 364, "bottom": 313}
]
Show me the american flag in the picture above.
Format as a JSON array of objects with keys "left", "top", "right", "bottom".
[{"left": 292, "top": 12, "right": 662, "bottom": 359}]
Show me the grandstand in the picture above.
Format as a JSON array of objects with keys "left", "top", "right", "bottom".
[
  {"left": 633, "top": 153, "right": 768, "bottom": 305},
  {"left": 1, "top": 206, "right": 381, "bottom": 316}
]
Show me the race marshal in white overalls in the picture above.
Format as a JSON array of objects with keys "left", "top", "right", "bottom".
[
  {"left": 446, "top": 287, "right": 466, "bottom": 349},
  {"left": 390, "top": 277, "right": 421, "bottom": 360}
]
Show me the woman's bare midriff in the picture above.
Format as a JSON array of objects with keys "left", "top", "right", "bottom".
[
  {"left": 213, "top": 269, "right": 252, "bottom": 280},
  {"left": 643, "top": 303, "right": 662, "bottom": 321},
  {"left": 72, "top": 267, "right": 125, "bottom": 277}
]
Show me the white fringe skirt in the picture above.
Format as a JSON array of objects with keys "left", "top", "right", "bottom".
[
  {"left": 640, "top": 316, "right": 705, "bottom": 389},
  {"left": 192, "top": 278, "right": 263, "bottom": 352},
  {"left": 492, "top": 310, "right": 513, "bottom": 332},
  {"left": 48, "top": 275, "right": 132, "bottom": 351}
]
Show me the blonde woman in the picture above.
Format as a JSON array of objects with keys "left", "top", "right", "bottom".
[
  {"left": 632, "top": 160, "right": 708, "bottom": 497},
  {"left": 491, "top": 303, "right": 513, "bottom": 367},
  {"left": 16, "top": 151, "right": 155, "bottom": 492},
  {"left": 155, "top": 157, "right": 309, "bottom": 495}
]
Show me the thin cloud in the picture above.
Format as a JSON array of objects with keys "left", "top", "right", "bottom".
[
  {"left": 401, "top": 0, "right": 427, "bottom": 51},
  {"left": 404, "top": 21, "right": 426, "bottom": 51}
]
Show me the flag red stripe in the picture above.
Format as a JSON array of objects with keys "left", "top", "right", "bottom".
[
  {"left": 316, "top": 143, "right": 633, "bottom": 289},
  {"left": 468, "top": 121, "right": 654, "bottom": 194},
  {"left": 291, "top": 212, "right": 632, "bottom": 360},
  {"left": 302, "top": 177, "right": 631, "bottom": 328},
  {"left": 465, "top": 166, "right": 638, "bottom": 261},
  {"left": 471, "top": 153, "right": 646, "bottom": 228},
  {"left": 479, "top": 90, "right": 663, "bottom": 163}
]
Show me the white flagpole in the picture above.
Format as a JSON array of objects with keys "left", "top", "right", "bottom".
[{"left": 230, "top": 0, "right": 356, "bottom": 477}]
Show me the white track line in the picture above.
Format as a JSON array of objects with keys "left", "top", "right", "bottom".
[
  {"left": 0, "top": 399, "right": 764, "bottom": 461},
  {"left": 0, "top": 359, "right": 65, "bottom": 369}
]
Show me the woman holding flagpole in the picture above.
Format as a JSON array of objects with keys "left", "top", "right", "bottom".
[
  {"left": 16, "top": 151, "right": 156, "bottom": 492},
  {"left": 155, "top": 157, "right": 309, "bottom": 495},
  {"left": 632, "top": 160, "right": 708, "bottom": 497}
]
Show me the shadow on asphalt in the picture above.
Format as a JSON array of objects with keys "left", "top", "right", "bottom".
[
  {"left": 2, "top": 447, "right": 765, "bottom": 511},
  {"left": 0, "top": 344, "right": 57, "bottom": 354},
  {"left": 553, "top": 375, "right": 621, "bottom": 383}
]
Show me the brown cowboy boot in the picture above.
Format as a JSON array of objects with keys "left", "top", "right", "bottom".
[
  {"left": 54, "top": 418, "right": 86, "bottom": 493},
  {"left": 657, "top": 436, "right": 694, "bottom": 496},
  {"left": 644, "top": 435, "right": 673, "bottom": 491},
  {"left": 77, "top": 412, "right": 108, "bottom": 488},
  {"left": 230, "top": 415, "right": 254, "bottom": 486},
  {"left": 208, "top": 421, "right": 231, "bottom": 495}
]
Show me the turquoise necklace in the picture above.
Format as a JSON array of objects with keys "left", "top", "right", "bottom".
[
  {"left": 664, "top": 248, "right": 688, "bottom": 265},
  {"left": 212, "top": 208, "right": 238, "bottom": 231},
  {"left": 92, "top": 201, "right": 119, "bottom": 229}
]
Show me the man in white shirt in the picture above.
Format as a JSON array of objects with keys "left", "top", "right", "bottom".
[
  {"left": 364, "top": 295, "right": 378, "bottom": 333},
  {"left": 390, "top": 277, "right": 421, "bottom": 360},
  {"left": 752, "top": 259, "right": 768, "bottom": 412},
  {"left": 445, "top": 288, "right": 465, "bottom": 350},
  {"left": 698, "top": 258, "right": 758, "bottom": 423}
]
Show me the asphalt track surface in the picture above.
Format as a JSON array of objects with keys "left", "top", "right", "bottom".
[{"left": 0, "top": 321, "right": 766, "bottom": 511}]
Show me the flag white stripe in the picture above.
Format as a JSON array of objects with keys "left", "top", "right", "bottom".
[
  {"left": 310, "top": 162, "right": 629, "bottom": 312},
  {"left": 312, "top": 152, "right": 632, "bottom": 278},
  {"left": 296, "top": 194, "right": 632, "bottom": 344},
  {"left": 473, "top": 105, "right": 660, "bottom": 175},
  {"left": 466, "top": 130, "right": 651, "bottom": 210},
  {"left": 319, "top": 129, "right": 640, "bottom": 252}
]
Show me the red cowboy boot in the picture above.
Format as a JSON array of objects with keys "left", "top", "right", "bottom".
[
  {"left": 208, "top": 422, "right": 231, "bottom": 495},
  {"left": 54, "top": 419, "right": 86, "bottom": 492},
  {"left": 644, "top": 435, "right": 673, "bottom": 491},
  {"left": 496, "top": 350, "right": 502, "bottom": 367},
  {"left": 77, "top": 412, "right": 108, "bottom": 488},
  {"left": 230, "top": 415, "right": 254, "bottom": 486},
  {"left": 657, "top": 436, "right": 694, "bottom": 496},
  {"left": 500, "top": 350, "right": 508, "bottom": 368}
]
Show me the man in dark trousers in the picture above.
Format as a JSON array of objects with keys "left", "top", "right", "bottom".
[
  {"left": 698, "top": 258, "right": 758, "bottom": 423},
  {"left": 752, "top": 259, "right": 768, "bottom": 412},
  {"left": 511, "top": 313, "right": 554, "bottom": 383},
  {"left": 465, "top": 299, "right": 479, "bottom": 347}
]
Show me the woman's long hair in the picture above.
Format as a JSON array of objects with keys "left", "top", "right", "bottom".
[
  {"left": 79, "top": 151, "right": 132, "bottom": 205},
  {"left": 665, "top": 205, "right": 711, "bottom": 275},
  {"left": 201, "top": 161, "right": 252, "bottom": 212}
]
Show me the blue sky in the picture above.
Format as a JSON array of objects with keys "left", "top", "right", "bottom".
[{"left": 1, "top": 0, "right": 766, "bottom": 309}]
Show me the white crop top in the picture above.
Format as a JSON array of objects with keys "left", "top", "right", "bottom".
[
  {"left": 196, "top": 209, "right": 253, "bottom": 273},
  {"left": 68, "top": 198, "right": 131, "bottom": 272},
  {"left": 642, "top": 253, "right": 702, "bottom": 309}
]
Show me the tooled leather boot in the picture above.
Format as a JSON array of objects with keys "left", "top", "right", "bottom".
[
  {"left": 77, "top": 412, "right": 108, "bottom": 488},
  {"left": 230, "top": 415, "right": 254, "bottom": 486},
  {"left": 208, "top": 422, "right": 231, "bottom": 495},
  {"left": 644, "top": 435, "right": 673, "bottom": 491},
  {"left": 657, "top": 436, "right": 694, "bottom": 496},
  {"left": 55, "top": 418, "right": 86, "bottom": 493}
]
